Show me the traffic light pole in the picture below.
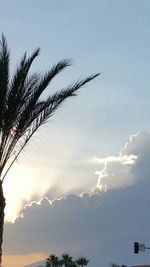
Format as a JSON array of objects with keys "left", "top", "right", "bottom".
[{"left": 134, "top": 242, "right": 150, "bottom": 254}]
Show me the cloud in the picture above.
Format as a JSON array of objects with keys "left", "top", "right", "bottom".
[
  {"left": 3, "top": 131, "right": 150, "bottom": 267},
  {"left": 93, "top": 132, "right": 150, "bottom": 191},
  {"left": 4, "top": 188, "right": 150, "bottom": 267},
  {"left": 93, "top": 154, "right": 137, "bottom": 165},
  {"left": 95, "top": 154, "right": 137, "bottom": 190}
]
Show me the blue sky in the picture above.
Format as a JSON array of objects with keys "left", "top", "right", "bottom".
[
  {"left": 1, "top": 0, "right": 150, "bottom": 152},
  {"left": 1, "top": 1, "right": 150, "bottom": 266}
]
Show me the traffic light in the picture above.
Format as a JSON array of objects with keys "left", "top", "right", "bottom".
[{"left": 134, "top": 242, "right": 139, "bottom": 254}]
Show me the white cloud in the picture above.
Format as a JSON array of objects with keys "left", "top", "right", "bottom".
[
  {"left": 93, "top": 133, "right": 146, "bottom": 191},
  {"left": 93, "top": 154, "right": 137, "bottom": 165},
  {"left": 95, "top": 155, "right": 137, "bottom": 190}
]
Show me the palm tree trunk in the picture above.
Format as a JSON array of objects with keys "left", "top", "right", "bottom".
[{"left": 0, "top": 181, "right": 6, "bottom": 267}]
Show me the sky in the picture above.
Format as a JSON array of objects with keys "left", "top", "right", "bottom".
[{"left": 1, "top": 0, "right": 150, "bottom": 266}]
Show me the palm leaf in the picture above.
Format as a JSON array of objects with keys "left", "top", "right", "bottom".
[
  {"left": 0, "top": 34, "right": 9, "bottom": 129},
  {"left": 0, "top": 35, "right": 100, "bottom": 181}
]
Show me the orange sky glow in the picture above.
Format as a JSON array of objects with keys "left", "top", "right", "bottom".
[{"left": 3, "top": 252, "right": 47, "bottom": 267}]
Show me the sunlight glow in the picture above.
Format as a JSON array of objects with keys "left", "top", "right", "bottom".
[{"left": 3, "top": 163, "right": 54, "bottom": 222}]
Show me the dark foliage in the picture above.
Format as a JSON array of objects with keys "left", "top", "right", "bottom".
[{"left": 0, "top": 34, "right": 99, "bottom": 182}]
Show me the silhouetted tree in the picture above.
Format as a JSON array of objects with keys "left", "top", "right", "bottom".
[
  {"left": 45, "top": 254, "right": 61, "bottom": 267},
  {"left": 76, "top": 257, "right": 89, "bottom": 267},
  {"left": 61, "top": 253, "right": 74, "bottom": 267},
  {"left": 0, "top": 34, "right": 99, "bottom": 266},
  {"left": 69, "top": 262, "right": 77, "bottom": 267},
  {"left": 110, "top": 263, "right": 127, "bottom": 267},
  {"left": 38, "top": 254, "right": 90, "bottom": 267}
]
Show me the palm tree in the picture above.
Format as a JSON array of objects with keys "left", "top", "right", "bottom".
[
  {"left": 76, "top": 257, "right": 89, "bottom": 267},
  {"left": 61, "top": 253, "right": 73, "bottom": 267},
  {"left": 69, "top": 262, "right": 77, "bottom": 267},
  {"left": 0, "top": 34, "right": 99, "bottom": 266},
  {"left": 69, "top": 261, "right": 78, "bottom": 267},
  {"left": 45, "top": 254, "right": 62, "bottom": 267},
  {"left": 110, "top": 264, "right": 127, "bottom": 267}
]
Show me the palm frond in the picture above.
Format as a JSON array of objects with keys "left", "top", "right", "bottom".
[
  {"left": 17, "top": 73, "right": 99, "bottom": 135},
  {"left": 0, "top": 35, "right": 100, "bottom": 181},
  {"left": 12, "top": 60, "right": 71, "bottom": 132},
  {"left": 3, "top": 49, "right": 40, "bottom": 132},
  {"left": 1, "top": 73, "right": 100, "bottom": 181},
  {"left": 2, "top": 73, "right": 99, "bottom": 179},
  {"left": 0, "top": 34, "right": 9, "bottom": 129},
  {"left": 26, "top": 59, "right": 71, "bottom": 104}
]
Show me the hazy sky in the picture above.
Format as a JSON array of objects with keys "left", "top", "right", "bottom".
[{"left": 1, "top": 0, "right": 150, "bottom": 266}]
